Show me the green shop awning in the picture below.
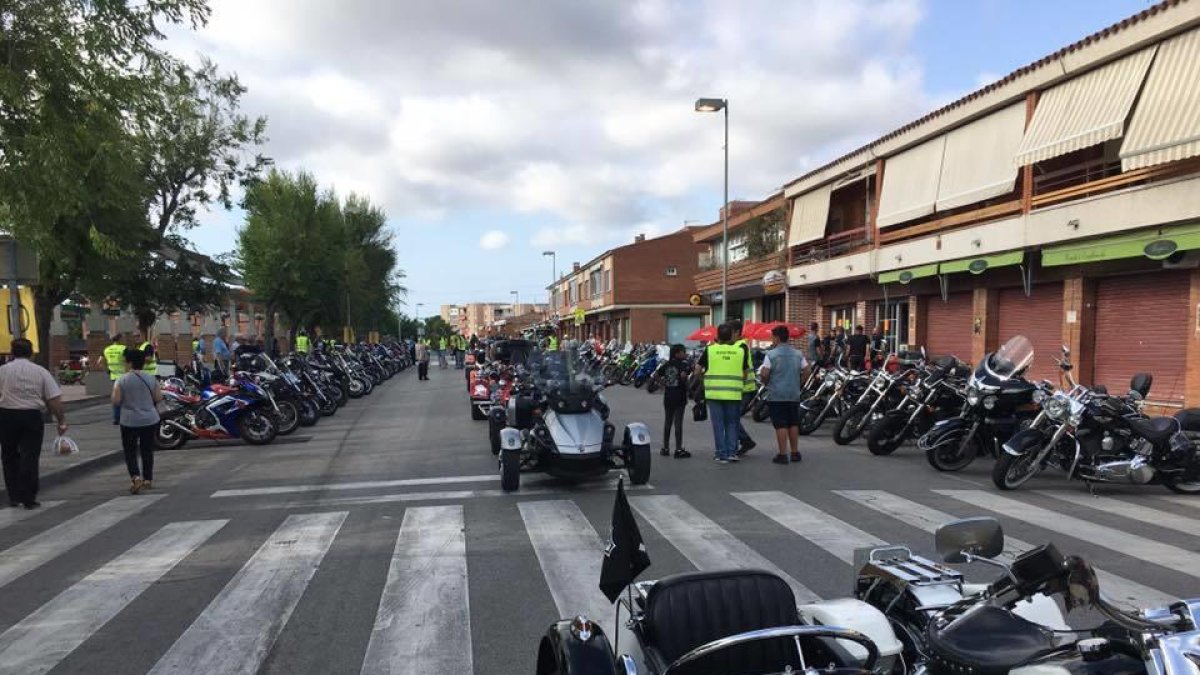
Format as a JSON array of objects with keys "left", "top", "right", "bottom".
[
  {"left": 939, "top": 250, "right": 1024, "bottom": 275},
  {"left": 1042, "top": 223, "right": 1200, "bottom": 267},
  {"left": 878, "top": 263, "right": 939, "bottom": 285}
]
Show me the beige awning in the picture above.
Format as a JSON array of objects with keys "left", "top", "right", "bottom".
[
  {"left": 1014, "top": 45, "right": 1156, "bottom": 167},
  {"left": 876, "top": 136, "right": 946, "bottom": 228},
  {"left": 1121, "top": 28, "right": 1200, "bottom": 170},
  {"left": 936, "top": 103, "right": 1026, "bottom": 211},
  {"left": 787, "top": 183, "right": 833, "bottom": 247}
]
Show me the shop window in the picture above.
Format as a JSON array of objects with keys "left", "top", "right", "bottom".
[
  {"left": 872, "top": 300, "right": 910, "bottom": 354},
  {"left": 828, "top": 304, "right": 855, "bottom": 332},
  {"left": 761, "top": 295, "right": 785, "bottom": 323}
]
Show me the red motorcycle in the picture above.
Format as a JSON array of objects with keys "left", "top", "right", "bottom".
[{"left": 469, "top": 364, "right": 516, "bottom": 420}]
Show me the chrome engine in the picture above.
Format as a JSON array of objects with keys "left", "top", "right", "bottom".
[{"left": 1079, "top": 455, "right": 1157, "bottom": 484}]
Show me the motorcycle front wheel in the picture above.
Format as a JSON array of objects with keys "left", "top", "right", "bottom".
[
  {"left": 1163, "top": 477, "right": 1200, "bottom": 494},
  {"left": 239, "top": 410, "right": 278, "bottom": 445},
  {"left": 298, "top": 400, "right": 320, "bottom": 427},
  {"left": 867, "top": 415, "right": 907, "bottom": 456},
  {"left": 157, "top": 420, "right": 188, "bottom": 450},
  {"left": 832, "top": 403, "right": 870, "bottom": 446},
  {"left": 797, "top": 400, "right": 826, "bottom": 436},
  {"left": 347, "top": 378, "right": 365, "bottom": 398},
  {"left": 926, "top": 429, "right": 983, "bottom": 472},
  {"left": 274, "top": 400, "right": 300, "bottom": 436},
  {"left": 992, "top": 449, "right": 1042, "bottom": 490}
]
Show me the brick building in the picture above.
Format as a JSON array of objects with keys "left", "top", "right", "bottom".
[
  {"left": 774, "top": 0, "right": 1200, "bottom": 407},
  {"left": 442, "top": 302, "right": 547, "bottom": 338},
  {"left": 549, "top": 229, "right": 708, "bottom": 343}
]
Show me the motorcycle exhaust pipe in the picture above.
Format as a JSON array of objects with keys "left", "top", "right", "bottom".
[{"left": 164, "top": 419, "right": 197, "bottom": 437}]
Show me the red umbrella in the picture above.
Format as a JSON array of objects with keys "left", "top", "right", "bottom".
[
  {"left": 747, "top": 322, "right": 806, "bottom": 341},
  {"left": 686, "top": 324, "right": 718, "bottom": 342}
]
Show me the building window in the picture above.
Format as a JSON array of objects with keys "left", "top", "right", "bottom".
[
  {"left": 589, "top": 269, "right": 602, "bottom": 297},
  {"left": 761, "top": 295, "right": 785, "bottom": 323},
  {"left": 829, "top": 304, "right": 855, "bottom": 332},
  {"left": 604, "top": 270, "right": 611, "bottom": 292},
  {"left": 665, "top": 266, "right": 678, "bottom": 277}
]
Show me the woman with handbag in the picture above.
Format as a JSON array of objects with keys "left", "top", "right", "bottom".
[{"left": 111, "top": 347, "right": 162, "bottom": 494}]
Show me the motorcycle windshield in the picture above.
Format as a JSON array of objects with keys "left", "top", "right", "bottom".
[
  {"left": 539, "top": 349, "right": 598, "bottom": 394},
  {"left": 987, "top": 335, "right": 1034, "bottom": 379}
]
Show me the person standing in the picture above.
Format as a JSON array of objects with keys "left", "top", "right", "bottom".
[
  {"left": 728, "top": 319, "right": 757, "bottom": 456},
  {"left": 806, "top": 322, "right": 822, "bottom": 367},
  {"left": 0, "top": 339, "right": 68, "bottom": 509},
  {"left": 213, "top": 328, "right": 232, "bottom": 378},
  {"left": 295, "top": 330, "right": 310, "bottom": 354},
  {"left": 111, "top": 348, "right": 161, "bottom": 494},
  {"left": 102, "top": 334, "right": 126, "bottom": 425},
  {"left": 847, "top": 325, "right": 870, "bottom": 371},
  {"left": 415, "top": 340, "right": 430, "bottom": 380},
  {"left": 696, "top": 323, "right": 747, "bottom": 464},
  {"left": 659, "top": 344, "right": 692, "bottom": 459},
  {"left": 760, "top": 325, "right": 808, "bottom": 465},
  {"left": 138, "top": 337, "right": 157, "bottom": 376}
]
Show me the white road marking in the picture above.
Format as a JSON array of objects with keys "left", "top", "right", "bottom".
[
  {"left": 360, "top": 506, "right": 470, "bottom": 675},
  {"left": 148, "top": 511, "right": 347, "bottom": 675},
  {"left": 247, "top": 479, "right": 651, "bottom": 510},
  {"left": 1157, "top": 495, "right": 1200, "bottom": 511},
  {"left": 732, "top": 491, "right": 884, "bottom": 564},
  {"left": 936, "top": 490, "right": 1200, "bottom": 580},
  {"left": 1036, "top": 490, "right": 1200, "bottom": 537},
  {"left": 630, "top": 495, "right": 820, "bottom": 603},
  {"left": 836, "top": 490, "right": 1174, "bottom": 609},
  {"left": 0, "top": 501, "right": 64, "bottom": 531},
  {"left": 0, "top": 495, "right": 165, "bottom": 590},
  {"left": 0, "top": 520, "right": 226, "bottom": 675},
  {"left": 519, "top": 500, "right": 613, "bottom": 627},
  {"left": 211, "top": 475, "right": 497, "bottom": 497}
]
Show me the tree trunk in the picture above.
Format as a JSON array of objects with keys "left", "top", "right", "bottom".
[
  {"left": 262, "top": 302, "right": 276, "bottom": 353},
  {"left": 31, "top": 287, "right": 66, "bottom": 368},
  {"left": 136, "top": 309, "right": 156, "bottom": 342}
]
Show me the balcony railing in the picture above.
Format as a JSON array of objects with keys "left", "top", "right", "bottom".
[{"left": 789, "top": 228, "right": 871, "bottom": 267}]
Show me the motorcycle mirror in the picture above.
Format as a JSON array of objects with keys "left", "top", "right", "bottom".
[{"left": 935, "top": 517, "right": 1004, "bottom": 563}]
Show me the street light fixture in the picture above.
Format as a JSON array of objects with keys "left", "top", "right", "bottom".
[
  {"left": 542, "top": 250, "right": 556, "bottom": 311},
  {"left": 695, "top": 96, "right": 729, "bottom": 320}
]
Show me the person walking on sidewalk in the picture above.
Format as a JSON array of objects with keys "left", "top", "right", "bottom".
[
  {"left": 696, "top": 323, "right": 748, "bottom": 464},
  {"left": 0, "top": 339, "right": 68, "bottom": 509},
  {"left": 729, "top": 319, "right": 757, "bottom": 456},
  {"left": 415, "top": 340, "right": 430, "bottom": 380},
  {"left": 111, "top": 347, "right": 161, "bottom": 494},
  {"left": 760, "top": 325, "right": 809, "bottom": 465},
  {"left": 659, "top": 344, "right": 692, "bottom": 459}
]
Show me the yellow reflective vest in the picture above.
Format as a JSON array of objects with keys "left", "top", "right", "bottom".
[
  {"left": 296, "top": 335, "right": 310, "bottom": 353},
  {"left": 548, "top": 336, "right": 558, "bottom": 351},
  {"left": 103, "top": 343, "right": 126, "bottom": 381},
  {"left": 703, "top": 343, "right": 745, "bottom": 401},
  {"left": 139, "top": 341, "right": 157, "bottom": 375},
  {"left": 734, "top": 339, "right": 756, "bottom": 393}
]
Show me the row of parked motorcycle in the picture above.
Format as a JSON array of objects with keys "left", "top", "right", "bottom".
[
  {"left": 766, "top": 334, "right": 1200, "bottom": 494},
  {"left": 154, "top": 342, "right": 411, "bottom": 449}
]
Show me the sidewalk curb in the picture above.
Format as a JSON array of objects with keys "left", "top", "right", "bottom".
[{"left": 0, "top": 449, "right": 124, "bottom": 503}]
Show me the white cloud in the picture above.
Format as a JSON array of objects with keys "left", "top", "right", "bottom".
[
  {"left": 479, "top": 230, "right": 511, "bottom": 250},
  {"left": 168, "top": 0, "right": 934, "bottom": 238}
]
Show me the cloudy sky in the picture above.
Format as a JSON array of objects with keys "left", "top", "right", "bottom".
[{"left": 168, "top": 0, "right": 1150, "bottom": 315}]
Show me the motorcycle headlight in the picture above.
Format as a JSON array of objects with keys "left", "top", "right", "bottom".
[
  {"left": 824, "top": 373, "right": 837, "bottom": 384},
  {"left": 982, "top": 396, "right": 997, "bottom": 410},
  {"left": 1044, "top": 396, "right": 1068, "bottom": 422},
  {"left": 966, "top": 388, "right": 982, "bottom": 407},
  {"left": 1032, "top": 389, "right": 1047, "bottom": 404}
]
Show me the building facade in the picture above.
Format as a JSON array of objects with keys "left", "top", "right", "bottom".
[
  {"left": 442, "top": 302, "right": 548, "bottom": 338},
  {"left": 549, "top": 229, "right": 708, "bottom": 343},
  {"left": 692, "top": 195, "right": 792, "bottom": 327},
  {"left": 775, "top": 0, "right": 1200, "bottom": 406}
]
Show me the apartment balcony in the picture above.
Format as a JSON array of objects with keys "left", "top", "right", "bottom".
[{"left": 694, "top": 251, "right": 786, "bottom": 293}]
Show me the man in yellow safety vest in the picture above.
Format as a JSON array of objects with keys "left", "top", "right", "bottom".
[
  {"left": 729, "top": 319, "right": 757, "bottom": 456},
  {"left": 138, "top": 340, "right": 157, "bottom": 376},
  {"left": 696, "top": 322, "right": 748, "bottom": 463},
  {"left": 296, "top": 331, "right": 310, "bottom": 354},
  {"left": 103, "top": 335, "right": 126, "bottom": 425}
]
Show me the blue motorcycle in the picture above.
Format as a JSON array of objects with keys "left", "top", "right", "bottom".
[
  {"left": 157, "top": 374, "right": 279, "bottom": 449},
  {"left": 632, "top": 348, "right": 660, "bottom": 388}
]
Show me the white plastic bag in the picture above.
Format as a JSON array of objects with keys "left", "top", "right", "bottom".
[{"left": 51, "top": 434, "right": 79, "bottom": 456}]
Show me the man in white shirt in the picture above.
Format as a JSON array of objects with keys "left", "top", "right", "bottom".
[{"left": 0, "top": 339, "right": 68, "bottom": 509}]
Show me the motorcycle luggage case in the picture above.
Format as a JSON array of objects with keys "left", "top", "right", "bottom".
[{"left": 799, "top": 599, "right": 902, "bottom": 672}]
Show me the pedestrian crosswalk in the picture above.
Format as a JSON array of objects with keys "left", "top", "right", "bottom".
[{"left": 0, "top": 487, "right": 1196, "bottom": 673}]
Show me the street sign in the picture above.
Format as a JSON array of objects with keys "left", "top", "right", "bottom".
[
  {"left": 0, "top": 237, "right": 38, "bottom": 283},
  {"left": 573, "top": 307, "right": 585, "bottom": 326}
]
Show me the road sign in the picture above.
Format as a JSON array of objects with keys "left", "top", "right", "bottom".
[
  {"left": 573, "top": 307, "right": 585, "bottom": 326},
  {"left": 0, "top": 237, "right": 38, "bottom": 283}
]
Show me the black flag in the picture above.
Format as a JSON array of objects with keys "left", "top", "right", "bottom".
[{"left": 599, "top": 478, "right": 651, "bottom": 603}]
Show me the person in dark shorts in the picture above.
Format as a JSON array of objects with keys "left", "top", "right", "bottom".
[
  {"left": 759, "top": 325, "right": 809, "bottom": 464},
  {"left": 846, "top": 325, "right": 870, "bottom": 370},
  {"left": 659, "top": 344, "right": 692, "bottom": 458}
]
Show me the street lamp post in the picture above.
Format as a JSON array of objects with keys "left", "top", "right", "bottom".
[
  {"left": 695, "top": 97, "right": 729, "bottom": 321},
  {"left": 542, "top": 250, "right": 556, "bottom": 310},
  {"left": 510, "top": 290, "right": 519, "bottom": 313}
]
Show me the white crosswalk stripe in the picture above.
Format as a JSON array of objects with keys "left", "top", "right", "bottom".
[
  {"left": 630, "top": 494, "right": 820, "bottom": 603},
  {"left": 835, "top": 490, "right": 1175, "bottom": 609},
  {"left": 1035, "top": 490, "right": 1200, "bottom": 538},
  {"left": 0, "top": 501, "right": 64, "bottom": 532},
  {"left": 733, "top": 491, "right": 885, "bottom": 564},
  {"left": 211, "top": 474, "right": 496, "bottom": 498},
  {"left": 0, "top": 495, "right": 165, "bottom": 590},
  {"left": 935, "top": 490, "right": 1200, "bottom": 580},
  {"left": 1160, "top": 495, "right": 1200, "bottom": 510},
  {"left": 518, "top": 500, "right": 614, "bottom": 627},
  {"left": 0, "top": 520, "right": 226, "bottom": 675},
  {"left": 361, "top": 505, "right": 471, "bottom": 675},
  {"left": 148, "top": 511, "right": 347, "bottom": 675}
]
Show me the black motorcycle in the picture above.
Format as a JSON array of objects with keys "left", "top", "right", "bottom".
[
  {"left": 831, "top": 359, "right": 913, "bottom": 445},
  {"left": 866, "top": 357, "right": 968, "bottom": 456},
  {"left": 919, "top": 335, "right": 1045, "bottom": 472},
  {"left": 994, "top": 372, "right": 1200, "bottom": 493}
]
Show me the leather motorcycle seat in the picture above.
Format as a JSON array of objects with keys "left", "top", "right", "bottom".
[
  {"left": 209, "top": 384, "right": 237, "bottom": 396},
  {"left": 1128, "top": 416, "right": 1179, "bottom": 445},
  {"left": 641, "top": 569, "right": 805, "bottom": 675},
  {"left": 1174, "top": 409, "right": 1200, "bottom": 433},
  {"left": 926, "top": 605, "right": 1057, "bottom": 675}
]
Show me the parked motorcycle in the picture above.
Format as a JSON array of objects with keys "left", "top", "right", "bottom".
[
  {"left": 831, "top": 357, "right": 913, "bottom": 445},
  {"left": 919, "top": 334, "right": 1045, "bottom": 472},
  {"left": 866, "top": 357, "right": 969, "bottom": 455},
  {"left": 798, "top": 365, "right": 869, "bottom": 435},
  {"left": 157, "top": 376, "right": 279, "bottom": 449}
]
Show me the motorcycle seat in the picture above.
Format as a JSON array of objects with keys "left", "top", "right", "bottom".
[
  {"left": 209, "top": 384, "right": 237, "bottom": 396},
  {"left": 176, "top": 394, "right": 201, "bottom": 405},
  {"left": 926, "top": 605, "right": 1057, "bottom": 675},
  {"left": 641, "top": 569, "right": 808, "bottom": 674},
  {"left": 1174, "top": 409, "right": 1200, "bottom": 433},
  {"left": 1128, "top": 416, "right": 1179, "bottom": 445}
]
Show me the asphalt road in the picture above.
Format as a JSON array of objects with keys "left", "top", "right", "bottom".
[{"left": 1, "top": 362, "right": 1198, "bottom": 674}]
